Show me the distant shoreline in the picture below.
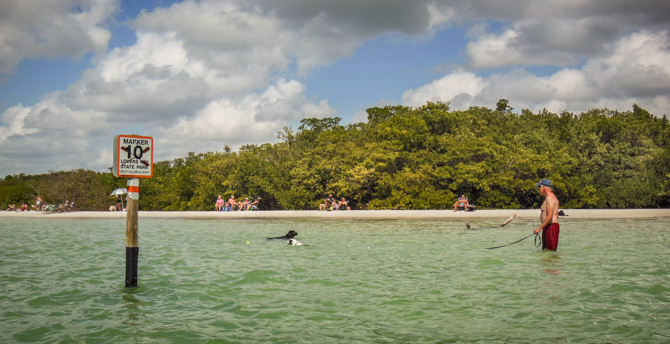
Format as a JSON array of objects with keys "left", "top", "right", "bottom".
[{"left": 1, "top": 209, "right": 669, "bottom": 220}]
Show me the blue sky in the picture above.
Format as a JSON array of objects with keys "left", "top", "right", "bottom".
[
  {"left": 304, "top": 29, "right": 469, "bottom": 122},
  {"left": 1, "top": 0, "right": 669, "bottom": 177}
]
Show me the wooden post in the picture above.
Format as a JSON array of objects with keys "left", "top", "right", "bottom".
[
  {"left": 125, "top": 178, "right": 139, "bottom": 288},
  {"left": 114, "top": 135, "right": 153, "bottom": 288},
  {"left": 500, "top": 213, "right": 516, "bottom": 227}
]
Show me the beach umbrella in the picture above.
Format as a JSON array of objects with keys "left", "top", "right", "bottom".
[
  {"left": 110, "top": 188, "right": 127, "bottom": 210},
  {"left": 110, "top": 188, "right": 127, "bottom": 196}
]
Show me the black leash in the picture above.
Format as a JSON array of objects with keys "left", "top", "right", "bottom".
[
  {"left": 534, "top": 233, "right": 542, "bottom": 248},
  {"left": 485, "top": 233, "right": 541, "bottom": 250}
]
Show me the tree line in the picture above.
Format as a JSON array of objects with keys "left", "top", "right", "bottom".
[{"left": 2, "top": 101, "right": 669, "bottom": 211}]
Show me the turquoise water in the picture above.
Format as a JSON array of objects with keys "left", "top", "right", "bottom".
[{"left": 1, "top": 217, "right": 669, "bottom": 343}]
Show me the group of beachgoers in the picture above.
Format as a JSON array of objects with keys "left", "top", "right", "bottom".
[
  {"left": 215, "top": 195, "right": 259, "bottom": 212},
  {"left": 6, "top": 196, "right": 75, "bottom": 213},
  {"left": 319, "top": 194, "right": 351, "bottom": 211},
  {"left": 214, "top": 193, "right": 352, "bottom": 211},
  {"left": 6, "top": 203, "right": 30, "bottom": 211},
  {"left": 6, "top": 196, "right": 40, "bottom": 212}
]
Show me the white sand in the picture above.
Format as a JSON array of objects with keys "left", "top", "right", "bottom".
[{"left": 1, "top": 209, "right": 669, "bottom": 220}]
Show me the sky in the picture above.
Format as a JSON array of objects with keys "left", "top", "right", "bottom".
[{"left": 1, "top": 0, "right": 669, "bottom": 177}]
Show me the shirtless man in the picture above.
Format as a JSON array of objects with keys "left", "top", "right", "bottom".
[
  {"left": 320, "top": 194, "right": 336, "bottom": 210},
  {"left": 533, "top": 179, "right": 560, "bottom": 251},
  {"left": 226, "top": 195, "right": 236, "bottom": 211}
]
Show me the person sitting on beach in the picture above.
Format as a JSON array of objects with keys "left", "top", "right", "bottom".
[
  {"left": 226, "top": 195, "right": 236, "bottom": 211},
  {"left": 215, "top": 195, "right": 225, "bottom": 212},
  {"left": 238, "top": 198, "right": 250, "bottom": 211},
  {"left": 337, "top": 197, "right": 350, "bottom": 210},
  {"left": 453, "top": 195, "right": 469, "bottom": 212},
  {"left": 20, "top": 203, "right": 29, "bottom": 211},
  {"left": 323, "top": 194, "right": 337, "bottom": 210},
  {"left": 319, "top": 194, "right": 336, "bottom": 210},
  {"left": 7, "top": 204, "right": 15, "bottom": 211},
  {"left": 247, "top": 198, "right": 259, "bottom": 211},
  {"left": 57, "top": 201, "right": 70, "bottom": 212}
]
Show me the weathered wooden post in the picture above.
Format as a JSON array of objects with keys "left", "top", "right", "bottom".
[
  {"left": 113, "top": 135, "right": 153, "bottom": 288},
  {"left": 125, "top": 178, "right": 140, "bottom": 287}
]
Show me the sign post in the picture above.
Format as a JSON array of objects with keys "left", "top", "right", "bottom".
[
  {"left": 125, "top": 178, "right": 140, "bottom": 287},
  {"left": 113, "top": 135, "right": 153, "bottom": 288}
]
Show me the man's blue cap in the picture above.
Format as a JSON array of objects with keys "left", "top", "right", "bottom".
[{"left": 535, "top": 179, "right": 552, "bottom": 187}]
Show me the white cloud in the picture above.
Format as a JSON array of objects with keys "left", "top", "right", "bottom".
[
  {"left": 0, "top": 92, "right": 114, "bottom": 175},
  {"left": 132, "top": 0, "right": 455, "bottom": 76},
  {"left": 0, "top": 76, "right": 333, "bottom": 175},
  {"left": 466, "top": 19, "right": 602, "bottom": 68},
  {"left": 403, "top": 30, "right": 670, "bottom": 116},
  {"left": 463, "top": 0, "right": 670, "bottom": 69},
  {"left": 2, "top": 0, "right": 670, "bottom": 177},
  {"left": 63, "top": 31, "right": 218, "bottom": 122},
  {"left": 402, "top": 72, "right": 486, "bottom": 108},
  {"left": 1, "top": 0, "right": 455, "bottom": 176},
  {"left": 156, "top": 78, "right": 335, "bottom": 157},
  {"left": 0, "top": 105, "right": 36, "bottom": 140},
  {"left": 583, "top": 30, "right": 670, "bottom": 98},
  {"left": 0, "top": 0, "right": 116, "bottom": 74}
]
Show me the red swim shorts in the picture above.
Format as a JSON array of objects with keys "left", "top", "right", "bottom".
[{"left": 542, "top": 223, "right": 560, "bottom": 251}]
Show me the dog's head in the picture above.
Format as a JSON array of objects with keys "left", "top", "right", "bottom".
[{"left": 285, "top": 230, "right": 298, "bottom": 238}]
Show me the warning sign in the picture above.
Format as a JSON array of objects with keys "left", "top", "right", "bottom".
[{"left": 113, "top": 135, "right": 153, "bottom": 178}]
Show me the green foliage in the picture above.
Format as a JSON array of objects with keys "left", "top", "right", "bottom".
[
  {"left": 0, "top": 174, "right": 35, "bottom": 209},
  {"left": 3, "top": 103, "right": 668, "bottom": 210},
  {"left": 0, "top": 169, "right": 121, "bottom": 210}
]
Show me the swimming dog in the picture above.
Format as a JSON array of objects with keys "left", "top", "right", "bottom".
[
  {"left": 287, "top": 239, "right": 304, "bottom": 246},
  {"left": 267, "top": 230, "right": 298, "bottom": 240}
]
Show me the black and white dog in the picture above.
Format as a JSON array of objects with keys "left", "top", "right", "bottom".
[
  {"left": 267, "top": 230, "right": 298, "bottom": 240},
  {"left": 287, "top": 239, "right": 304, "bottom": 246}
]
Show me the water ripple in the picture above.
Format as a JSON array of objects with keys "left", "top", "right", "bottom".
[{"left": 0, "top": 217, "right": 669, "bottom": 343}]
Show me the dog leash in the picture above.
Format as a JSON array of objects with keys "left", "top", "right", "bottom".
[{"left": 485, "top": 233, "right": 540, "bottom": 250}]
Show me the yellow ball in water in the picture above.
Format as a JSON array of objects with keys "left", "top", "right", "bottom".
[{"left": 246, "top": 241, "right": 250, "bottom": 244}]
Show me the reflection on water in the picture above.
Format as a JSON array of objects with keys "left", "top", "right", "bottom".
[
  {"left": 122, "top": 290, "right": 143, "bottom": 327},
  {"left": 540, "top": 252, "right": 562, "bottom": 275},
  {"left": 0, "top": 217, "right": 669, "bottom": 343}
]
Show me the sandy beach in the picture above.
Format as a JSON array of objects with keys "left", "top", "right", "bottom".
[{"left": 1, "top": 209, "right": 669, "bottom": 220}]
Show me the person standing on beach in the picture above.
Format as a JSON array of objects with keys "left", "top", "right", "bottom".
[{"left": 533, "top": 179, "right": 560, "bottom": 251}]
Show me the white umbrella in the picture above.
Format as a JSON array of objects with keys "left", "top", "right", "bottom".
[
  {"left": 110, "top": 188, "right": 127, "bottom": 210},
  {"left": 110, "top": 188, "right": 127, "bottom": 196}
]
